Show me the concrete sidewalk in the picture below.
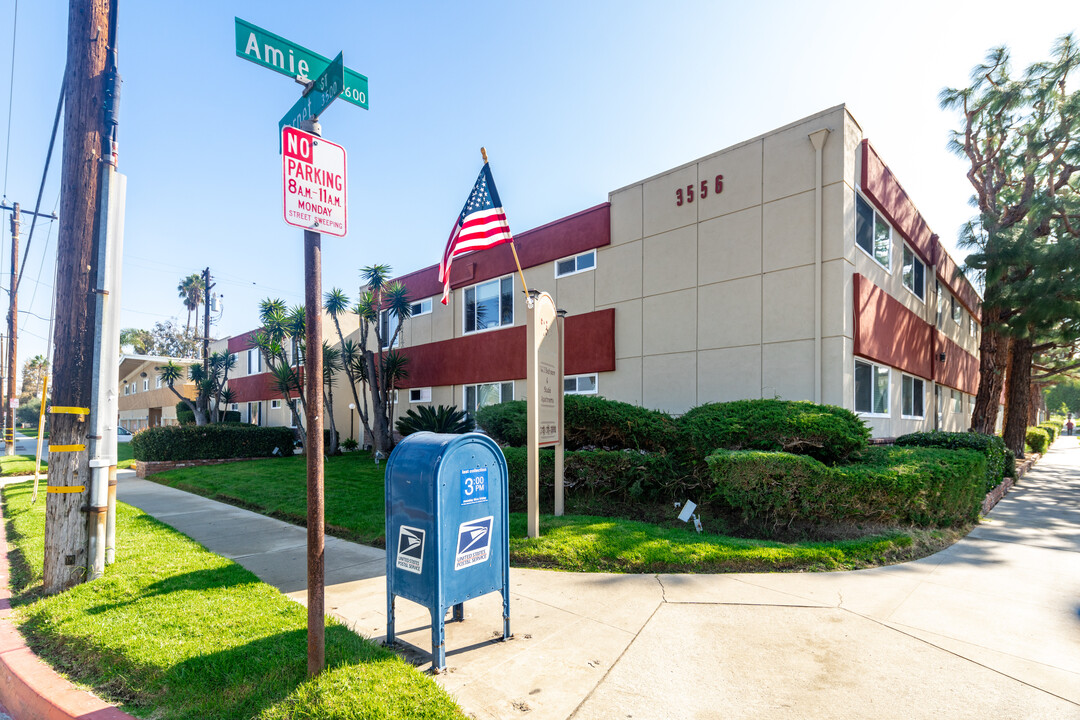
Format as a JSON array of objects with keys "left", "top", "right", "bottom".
[{"left": 118, "top": 439, "right": 1080, "bottom": 720}]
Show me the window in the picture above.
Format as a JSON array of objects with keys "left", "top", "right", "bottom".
[
  {"left": 464, "top": 276, "right": 514, "bottom": 333},
  {"left": 951, "top": 296, "right": 962, "bottom": 325},
  {"left": 379, "top": 309, "right": 401, "bottom": 349},
  {"left": 937, "top": 284, "right": 946, "bottom": 327},
  {"left": 143, "top": 379, "right": 149, "bottom": 392},
  {"left": 555, "top": 250, "right": 596, "bottom": 278},
  {"left": 249, "top": 402, "right": 262, "bottom": 426},
  {"left": 409, "top": 387, "right": 432, "bottom": 403},
  {"left": 951, "top": 389, "right": 962, "bottom": 413},
  {"left": 247, "top": 349, "right": 262, "bottom": 375},
  {"left": 410, "top": 298, "right": 433, "bottom": 317},
  {"left": 969, "top": 317, "right": 977, "bottom": 338},
  {"left": 156, "top": 376, "right": 163, "bottom": 389},
  {"left": 465, "top": 381, "right": 514, "bottom": 416},
  {"left": 270, "top": 399, "right": 282, "bottom": 410},
  {"left": 230, "top": 403, "right": 239, "bottom": 411},
  {"left": 902, "top": 245, "right": 925, "bottom": 300},
  {"left": 901, "top": 375, "right": 925, "bottom": 418},
  {"left": 564, "top": 374, "right": 598, "bottom": 395},
  {"left": 854, "top": 359, "right": 889, "bottom": 415},
  {"left": 855, "top": 194, "right": 892, "bottom": 270},
  {"left": 124, "top": 384, "right": 129, "bottom": 396}
]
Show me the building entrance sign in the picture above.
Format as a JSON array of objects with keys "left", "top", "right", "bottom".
[{"left": 526, "top": 291, "right": 566, "bottom": 538}]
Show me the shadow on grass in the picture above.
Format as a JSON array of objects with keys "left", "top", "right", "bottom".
[{"left": 21, "top": 621, "right": 396, "bottom": 720}]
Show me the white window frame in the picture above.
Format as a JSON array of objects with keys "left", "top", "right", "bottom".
[
  {"left": 379, "top": 309, "right": 401, "bottom": 350},
  {"left": 247, "top": 349, "right": 262, "bottom": 375},
  {"left": 156, "top": 376, "right": 163, "bottom": 389},
  {"left": 969, "top": 316, "right": 977, "bottom": 338},
  {"left": 951, "top": 388, "right": 963, "bottom": 413},
  {"left": 554, "top": 250, "right": 597, "bottom": 279},
  {"left": 564, "top": 373, "right": 598, "bottom": 395},
  {"left": 854, "top": 359, "right": 890, "bottom": 417},
  {"left": 463, "top": 275, "right": 515, "bottom": 335},
  {"left": 901, "top": 374, "right": 925, "bottom": 419},
  {"left": 464, "top": 381, "right": 514, "bottom": 416},
  {"left": 901, "top": 244, "right": 925, "bottom": 301},
  {"left": 143, "top": 378, "right": 149, "bottom": 392},
  {"left": 409, "top": 298, "right": 433, "bottom": 317},
  {"left": 230, "top": 403, "right": 239, "bottom": 411},
  {"left": 124, "top": 384, "right": 129, "bottom": 396},
  {"left": 409, "top": 387, "right": 432, "bottom": 403},
  {"left": 855, "top": 191, "right": 892, "bottom": 272},
  {"left": 270, "top": 399, "right": 282, "bottom": 410}
]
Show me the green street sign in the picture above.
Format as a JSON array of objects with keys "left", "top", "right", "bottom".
[
  {"left": 279, "top": 52, "right": 345, "bottom": 136},
  {"left": 235, "top": 17, "right": 369, "bottom": 110}
]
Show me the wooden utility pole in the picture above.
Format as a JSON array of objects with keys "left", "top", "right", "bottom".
[
  {"left": 43, "top": 0, "right": 111, "bottom": 595},
  {"left": 4, "top": 204, "right": 17, "bottom": 456}
]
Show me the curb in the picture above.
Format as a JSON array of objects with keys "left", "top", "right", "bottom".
[
  {"left": 0, "top": 503, "right": 136, "bottom": 720},
  {"left": 981, "top": 451, "right": 1041, "bottom": 516}
]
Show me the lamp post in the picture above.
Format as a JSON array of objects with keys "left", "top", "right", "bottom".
[{"left": 349, "top": 403, "right": 355, "bottom": 444}]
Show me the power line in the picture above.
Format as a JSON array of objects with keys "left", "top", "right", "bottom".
[
  {"left": 26, "top": 193, "right": 59, "bottom": 313},
  {"left": 1, "top": 0, "right": 16, "bottom": 199},
  {"left": 13, "top": 76, "right": 63, "bottom": 298}
]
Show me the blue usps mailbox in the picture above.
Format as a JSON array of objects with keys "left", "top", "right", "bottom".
[{"left": 385, "top": 432, "right": 511, "bottom": 670}]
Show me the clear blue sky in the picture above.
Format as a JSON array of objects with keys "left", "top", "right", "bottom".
[{"left": 0, "top": 0, "right": 1076, "bottom": 381}]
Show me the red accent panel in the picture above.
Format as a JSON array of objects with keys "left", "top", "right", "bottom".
[
  {"left": 853, "top": 273, "right": 933, "bottom": 379},
  {"left": 392, "top": 203, "right": 611, "bottom": 302},
  {"left": 860, "top": 140, "right": 935, "bottom": 266},
  {"left": 396, "top": 309, "right": 616, "bottom": 388},
  {"left": 229, "top": 369, "right": 304, "bottom": 402},
  {"left": 935, "top": 333, "right": 979, "bottom": 395},
  {"left": 934, "top": 241, "right": 982, "bottom": 321},
  {"left": 228, "top": 329, "right": 260, "bottom": 354}
]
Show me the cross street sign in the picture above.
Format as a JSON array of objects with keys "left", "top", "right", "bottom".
[
  {"left": 235, "top": 17, "right": 369, "bottom": 110},
  {"left": 279, "top": 52, "right": 344, "bottom": 136}
]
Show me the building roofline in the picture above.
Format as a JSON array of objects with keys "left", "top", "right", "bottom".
[{"left": 608, "top": 103, "right": 850, "bottom": 196}]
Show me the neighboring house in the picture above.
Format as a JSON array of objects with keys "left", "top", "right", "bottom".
[
  {"left": 369, "top": 105, "right": 985, "bottom": 438},
  {"left": 118, "top": 354, "right": 198, "bottom": 431}
]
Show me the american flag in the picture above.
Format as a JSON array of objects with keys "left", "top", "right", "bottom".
[{"left": 438, "top": 163, "right": 514, "bottom": 304}]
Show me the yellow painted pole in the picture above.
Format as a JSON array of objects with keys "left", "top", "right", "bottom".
[{"left": 31, "top": 374, "right": 48, "bottom": 504}]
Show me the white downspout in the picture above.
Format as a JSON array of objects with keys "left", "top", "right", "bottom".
[{"left": 808, "top": 128, "right": 830, "bottom": 404}]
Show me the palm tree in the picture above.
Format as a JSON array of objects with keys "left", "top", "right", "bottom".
[{"left": 177, "top": 274, "right": 205, "bottom": 332}]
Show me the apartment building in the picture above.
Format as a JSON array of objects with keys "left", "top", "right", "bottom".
[
  {"left": 371, "top": 105, "right": 982, "bottom": 438},
  {"left": 117, "top": 354, "right": 198, "bottom": 431}
]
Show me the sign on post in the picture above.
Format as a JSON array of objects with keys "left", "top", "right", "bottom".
[
  {"left": 526, "top": 291, "right": 564, "bottom": 538},
  {"left": 235, "top": 18, "right": 369, "bottom": 109},
  {"left": 282, "top": 126, "right": 347, "bottom": 237},
  {"left": 279, "top": 52, "right": 345, "bottom": 136}
]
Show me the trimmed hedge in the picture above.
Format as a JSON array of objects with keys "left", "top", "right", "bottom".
[
  {"left": 1038, "top": 423, "right": 1058, "bottom": 443},
  {"left": 1026, "top": 427, "right": 1049, "bottom": 454},
  {"left": 562, "top": 395, "right": 676, "bottom": 451},
  {"left": 705, "top": 446, "right": 985, "bottom": 536},
  {"left": 475, "top": 401, "right": 527, "bottom": 447},
  {"left": 477, "top": 395, "right": 677, "bottom": 452},
  {"left": 501, "top": 447, "right": 688, "bottom": 514},
  {"left": 895, "top": 431, "right": 1009, "bottom": 492},
  {"left": 132, "top": 424, "right": 295, "bottom": 461},
  {"left": 678, "top": 399, "right": 870, "bottom": 465}
]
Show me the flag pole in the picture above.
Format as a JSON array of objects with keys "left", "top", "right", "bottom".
[{"left": 482, "top": 147, "right": 529, "bottom": 296}]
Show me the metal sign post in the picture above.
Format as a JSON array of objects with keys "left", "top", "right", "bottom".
[{"left": 238, "top": 20, "right": 366, "bottom": 678}]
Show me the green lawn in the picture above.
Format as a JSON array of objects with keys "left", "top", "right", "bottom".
[
  {"left": 2, "top": 480, "right": 466, "bottom": 720},
  {"left": 149, "top": 453, "right": 952, "bottom": 573}
]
